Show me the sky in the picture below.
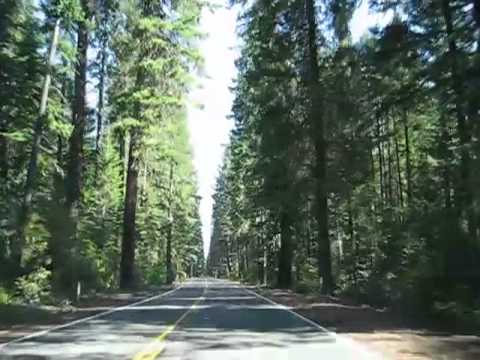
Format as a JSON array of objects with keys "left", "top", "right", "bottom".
[
  {"left": 187, "top": 1, "right": 238, "bottom": 258},
  {"left": 187, "top": 0, "right": 392, "bottom": 258}
]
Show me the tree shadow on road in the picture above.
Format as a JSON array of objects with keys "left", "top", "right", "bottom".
[
  {"left": 258, "top": 287, "right": 480, "bottom": 360},
  {"left": 0, "top": 284, "right": 345, "bottom": 359}
]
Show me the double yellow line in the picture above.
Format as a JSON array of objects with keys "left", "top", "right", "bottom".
[{"left": 132, "top": 285, "right": 206, "bottom": 360}]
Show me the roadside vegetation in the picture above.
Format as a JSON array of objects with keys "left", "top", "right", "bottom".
[
  {"left": 207, "top": 0, "right": 480, "bottom": 329},
  {"left": 0, "top": 0, "right": 204, "bottom": 306}
]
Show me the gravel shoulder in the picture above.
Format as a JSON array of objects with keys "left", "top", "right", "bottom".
[{"left": 258, "top": 288, "right": 480, "bottom": 360}]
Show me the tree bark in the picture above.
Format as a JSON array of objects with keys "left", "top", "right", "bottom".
[
  {"left": 0, "top": 1, "right": 17, "bottom": 184},
  {"left": 305, "top": 0, "right": 334, "bottom": 294},
  {"left": 277, "top": 211, "right": 293, "bottom": 288},
  {"left": 386, "top": 118, "right": 394, "bottom": 204},
  {"left": 65, "top": 6, "right": 88, "bottom": 213},
  {"left": 473, "top": 0, "right": 480, "bottom": 237},
  {"left": 119, "top": 0, "right": 158, "bottom": 287},
  {"left": 263, "top": 244, "right": 268, "bottom": 286},
  {"left": 403, "top": 110, "right": 412, "bottom": 204},
  {"left": 96, "top": 38, "right": 106, "bottom": 154},
  {"left": 14, "top": 18, "right": 61, "bottom": 267},
  {"left": 166, "top": 160, "right": 175, "bottom": 284},
  {"left": 394, "top": 131, "right": 404, "bottom": 209},
  {"left": 166, "top": 219, "right": 173, "bottom": 283},
  {"left": 347, "top": 195, "right": 357, "bottom": 287},
  {"left": 0, "top": 118, "right": 7, "bottom": 181},
  {"left": 474, "top": 0, "right": 480, "bottom": 26},
  {"left": 440, "top": 114, "right": 453, "bottom": 209},
  {"left": 235, "top": 234, "right": 241, "bottom": 277},
  {"left": 370, "top": 137, "right": 376, "bottom": 182},
  {"left": 244, "top": 242, "right": 249, "bottom": 275},
  {"left": 120, "top": 131, "right": 139, "bottom": 288},
  {"left": 225, "top": 235, "right": 232, "bottom": 276},
  {"left": 376, "top": 113, "right": 385, "bottom": 205},
  {"left": 121, "top": 134, "right": 129, "bottom": 196},
  {"left": 441, "top": 0, "right": 476, "bottom": 239},
  {"left": 466, "top": 0, "right": 480, "bottom": 239}
]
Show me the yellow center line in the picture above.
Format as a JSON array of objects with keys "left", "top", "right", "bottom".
[{"left": 132, "top": 284, "right": 206, "bottom": 360}]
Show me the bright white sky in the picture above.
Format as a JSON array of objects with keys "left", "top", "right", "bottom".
[{"left": 188, "top": 0, "right": 392, "bottom": 257}]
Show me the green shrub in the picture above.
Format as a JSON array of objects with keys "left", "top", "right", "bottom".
[
  {"left": 177, "top": 271, "right": 188, "bottom": 282},
  {"left": 0, "top": 286, "right": 12, "bottom": 304},
  {"left": 145, "top": 266, "right": 166, "bottom": 285},
  {"left": 14, "top": 267, "right": 51, "bottom": 303},
  {"left": 295, "top": 282, "right": 312, "bottom": 294}
]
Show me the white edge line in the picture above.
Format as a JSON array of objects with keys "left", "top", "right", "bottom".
[
  {"left": 242, "top": 284, "right": 384, "bottom": 360},
  {"left": 241, "top": 286, "right": 333, "bottom": 333},
  {"left": 0, "top": 284, "right": 184, "bottom": 351}
]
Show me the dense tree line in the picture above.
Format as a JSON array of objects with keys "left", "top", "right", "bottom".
[
  {"left": 208, "top": 0, "right": 480, "bottom": 316},
  {"left": 0, "top": 0, "right": 204, "bottom": 302}
]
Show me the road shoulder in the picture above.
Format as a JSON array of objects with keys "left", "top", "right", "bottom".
[
  {"left": 256, "top": 287, "right": 480, "bottom": 360},
  {"left": 0, "top": 286, "right": 174, "bottom": 346}
]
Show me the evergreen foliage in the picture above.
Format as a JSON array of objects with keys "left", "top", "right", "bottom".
[
  {"left": 0, "top": 0, "right": 204, "bottom": 301},
  {"left": 208, "top": 0, "right": 480, "bottom": 318}
]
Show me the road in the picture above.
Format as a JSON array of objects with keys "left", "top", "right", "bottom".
[{"left": 0, "top": 278, "right": 382, "bottom": 359}]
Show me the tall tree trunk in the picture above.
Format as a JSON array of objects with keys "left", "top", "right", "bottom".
[
  {"left": 0, "top": 119, "right": 7, "bottom": 181},
  {"left": 14, "top": 18, "right": 61, "bottom": 267},
  {"left": 243, "top": 242, "right": 249, "bottom": 279},
  {"left": 0, "top": 0, "right": 17, "bottom": 185},
  {"left": 347, "top": 195, "right": 357, "bottom": 287},
  {"left": 119, "top": 0, "right": 156, "bottom": 285},
  {"left": 166, "top": 160, "right": 175, "bottom": 284},
  {"left": 315, "top": 134, "right": 334, "bottom": 293},
  {"left": 166, "top": 220, "right": 173, "bottom": 283},
  {"left": 277, "top": 211, "right": 293, "bottom": 288},
  {"left": 386, "top": 118, "right": 394, "bottom": 204},
  {"left": 121, "top": 134, "right": 129, "bottom": 196},
  {"left": 225, "top": 235, "right": 232, "bottom": 276},
  {"left": 335, "top": 211, "right": 343, "bottom": 263},
  {"left": 469, "top": 0, "right": 480, "bottom": 238},
  {"left": 119, "top": 0, "right": 171, "bottom": 287},
  {"left": 440, "top": 114, "right": 453, "bottom": 209},
  {"left": 376, "top": 113, "right": 385, "bottom": 204},
  {"left": 441, "top": 0, "right": 476, "bottom": 239},
  {"left": 0, "top": 115, "right": 8, "bottom": 265},
  {"left": 65, "top": 7, "right": 88, "bottom": 213},
  {"left": 403, "top": 110, "right": 412, "bottom": 204},
  {"left": 474, "top": 0, "right": 480, "bottom": 27},
  {"left": 369, "top": 137, "right": 376, "bottom": 182},
  {"left": 394, "top": 131, "right": 404, "bottom": 209},
  {"left": 96, "top": 39, "right": 106, "bottom": 154},
  {"left": 263, "top": 245, "right": 268, "bottom": 286},
  {"left": 235, "top": 234, "right": 241, "bottom": 277},
  {"left": 120, "top": 131, "right": 139, "bottom": 288},
  {"left": 59, "top": 8, "right": 89, "bottom": 296},
  {"left": 306, "top": 214, "right": 312, "bottom": 258},
  {"left": 305, "top": 0, "right": 334, "bottom": 294}
]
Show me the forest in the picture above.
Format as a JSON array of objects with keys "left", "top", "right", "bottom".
[
  {"left": 207, "top": 0, "right": 480, "bottom": 322},
  {"left": 0, "top": 0, "right": 204, "bottom": 302}
]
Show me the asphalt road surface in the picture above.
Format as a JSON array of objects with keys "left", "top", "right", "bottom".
[{"left": 0, "top": 278, "right": 382, "bottom": 359}]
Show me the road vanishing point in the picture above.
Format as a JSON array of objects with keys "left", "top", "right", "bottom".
[{"left": 0, "top": 278, "right": 382, "bottom": 359}]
